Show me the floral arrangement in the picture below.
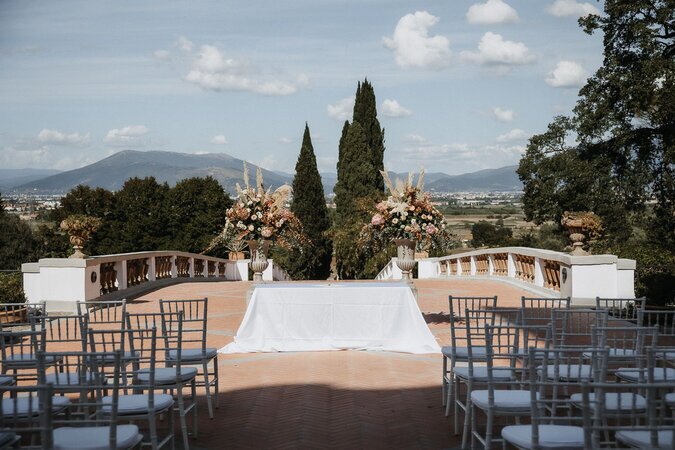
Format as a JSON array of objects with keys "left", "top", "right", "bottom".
[
  {"left": 207, "top": 163, "right": 305, "bottom": 252},
  {"left": 362, "top": 170, "right": 449, "bottom": 250}
]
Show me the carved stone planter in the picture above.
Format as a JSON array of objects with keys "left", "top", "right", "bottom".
[
  {"left": 394, "top": 239, "right": 416, "bottom": 281},
  {"left": 247, "top": 240, "right": 271, "bottom": 282},
  {"left": 60, "top": 215, "right": 102, "bottom": 259},
  {"left": 561, "top": 211, "right": 602, "bottom": 256}
]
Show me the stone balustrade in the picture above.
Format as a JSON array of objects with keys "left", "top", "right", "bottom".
[
  {"left": 377, "top": 246, "right": 636, "bottom": 306},
  {"left": 22, "top": 250, "right": 288, "bottom": 312}
]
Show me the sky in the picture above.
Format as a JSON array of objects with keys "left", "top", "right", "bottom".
[{"left": 0, "top": 0, "right": 605, "bottom": 176}]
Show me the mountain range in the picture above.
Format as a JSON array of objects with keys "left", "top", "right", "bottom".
[{"left": 3, "top": 150, "right": 522, "bottom": 195}]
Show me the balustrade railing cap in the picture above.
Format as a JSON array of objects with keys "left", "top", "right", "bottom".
[{"left": 426, "top": 246, "right": 627, "bottom": 266}]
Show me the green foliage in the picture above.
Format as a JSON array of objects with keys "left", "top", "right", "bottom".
[
  {"left": 286, "top": 124, "right": 332, "bottom": 280},
  {"left": 0, "top": 273, "right": 26, "bottom": 304},
  {"left": 352, "top": 79, "right": 386, "bottom": 194},
  {"left": 168, "top": 177, "right": 231, "bottom": 253},
  {"left": 470, "top": 221, "right": 513, "bottom": 248},
  {"left": 0, "top": 198, "right": 41, "bottom": 270},
  {"left": 518, "top": 0, "right": 674, "bottom": 304}
]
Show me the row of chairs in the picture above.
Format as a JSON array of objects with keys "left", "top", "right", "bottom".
[
  {"left": 0, "top": 298, "right": 219, "bottom": 450},
  {"left": 441, "top": 295, "right": 675, "bottom": 449}
]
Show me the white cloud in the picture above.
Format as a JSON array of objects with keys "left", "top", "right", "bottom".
[
  {"left": 381, "top": 99, "right": 412, "bottom": 118},
  {"left": 404, "top": 134, "right": 427, "bottom": 143},
  {"left": 327, "top": 96, "right": 354, "bottom": 121},
  {"left": 153, "top": 50, "right": 171, "bottom": 61},
  {"left": 104, "top": 125, "right": 149, "bottom": 146},
  {"left": 461, "top": 32, "right": 535, "bottom": 67},
  {"left": 184, "top": 44, "right": 301, "bottom": 95},
  {"left": 279, "top": 137, "right": 293, "bottom": 144},
  {"left": 397, "top": 140, "right": 525, "bottom": 171},
  {"left": 467, "top": 0, "right": 519, "bottom": 25},
  {"left": 547, "top": 0, "right": 601, "bottom": 18},
  {"left": 383, "top": 11, "right": 451, "bottom": 70},
  {"left": 175, "top": 36, "right": 194, "bottom": 53},
  {"left": 497, "top": 128, "right": 528, "bottom": 142},
  {"left": 37, "top": 129, "right": 90, "bottom": 146},
  {"left": 545, "top": 60, "right": 587, "bottom": 88},
  {"left": 491, "top": 107, "right": 516, "bottom": 122},
  {"left": 211, "top": 134, "right": 228, "bottom": 145}
]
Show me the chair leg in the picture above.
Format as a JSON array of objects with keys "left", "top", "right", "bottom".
[
  {"left": 461, "top": 389, "right": 471, "bottom": 450},
  {"left": 202, "top": 359, "right": 213, "bottom": 419},
  {"left": 176, "top": 386, "right": 190, "bottom": 450},
  {"left": 213, "top": 354, "right": 219, "bottom": 409},
  {"left": 149, "top": 410, "right": 158, "bottom": 450},
  {"left": 191, "top": 379, "right": 198, "bottom": 439},
  {"left": 168, "top": 402, "right": 175, "bottom": 450},
  {"left": 453, "top": 377, "right": 460, "bottom": 432},
  {"left": 442, "top": 356, "right": 448, "bottom": 406}
]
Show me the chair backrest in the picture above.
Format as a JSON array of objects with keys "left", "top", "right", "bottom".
[
  {"left": 159, "top": 298, "right": 207, "bottom": 351},
  {"left": 76, "top": 300, "right": 126, "bottom": 329},
  {"left": 125, "top": 311, "right": 184, "bottom": 378},
  {"left": 638, "top": 309, "right": 675, "bottom": 347},
  {"left": 551, "top": 308, "right": 609, "bottom": 348},
  {"left": 524, "top": 346, "right": 608, "bottom": 448},
  {"left": 43, "top": 314, "right": 88, "bottom": 352},
  {"left": 449, "top": 296, "right": 497, "bottom": 322},
  {"left": 39, "top": 350, "right": 127, "bottom": 449},
  {"left": 0, "top": 328, "right": 46, "bottom": 380},
  {"left": 591, "top": 325, "right": 659, "bottom": 358},
  {"left": 0, "top": 383, "right": 53, "bottom": 448},
  {"left": 596, "top": 296, "right": 646, "bottom": 322},
  {"left": 581, "top": 381, "right": 673, "bottom": 449},
  {"left": 520, "top": 296, "right": 570, "bottom": 324}
]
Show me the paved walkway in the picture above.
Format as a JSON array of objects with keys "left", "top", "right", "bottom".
[{"left": 128, "top": 279, "right": 533, "bottom": 449}]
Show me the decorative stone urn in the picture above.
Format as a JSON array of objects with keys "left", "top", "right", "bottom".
[
  {"left": 247, "top": 239, "right": 271, "bottom": 282},
  {"left": 60, "top": 215, "right": 102, "bottom": 259},
  {"left": 394, "top": 239, "right": 416, "bottom": 281},
  {"left": 560, "top": 211, "right": 602, "bottom": 256}
]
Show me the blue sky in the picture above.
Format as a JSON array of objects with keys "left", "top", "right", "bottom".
[{"left": 0, "top": 0, "right": 604, "bottom": 175}]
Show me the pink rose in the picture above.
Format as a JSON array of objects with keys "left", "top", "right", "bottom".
[
  {"left": 426, "top": 224, "right": 437, "bottom": 235},
  {"left": 371, "top": 214, "right": 384, "bottom": 226}
]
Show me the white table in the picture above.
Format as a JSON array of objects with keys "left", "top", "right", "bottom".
[{"left": 218, "top": 282, "right": 440, "bottom": 354}]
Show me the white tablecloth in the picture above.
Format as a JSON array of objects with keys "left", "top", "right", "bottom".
[{"left": 219, "top": 282, "right": 440, "bottom": 354}]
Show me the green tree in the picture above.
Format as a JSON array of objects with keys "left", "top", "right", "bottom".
[
  {"left": 352, "top": 78, "right": 386, "bottom": 194},
  {"left": 0, "top": 195, "right": 40, "bottom": 270},
  {"left": 168, "top": 177, "right": 231, "bottom": 254},
  {"left": 109, "top": 177, "right": 172, "bottom": 253},
  {"left": 284, "top": 124, "right": 332, "bottom": 280},
  {"left": 470, "top": 220, "right": 513, "bottom": 248}
]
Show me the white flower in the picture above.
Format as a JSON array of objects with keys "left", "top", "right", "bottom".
[
  {"left": 411, "top": 218, "right": 416, "bottom": 224},
  {"left": 247, "top": 201, "right": 253, "bottom": 206},
  {"left": 248, "top": 225, "right": 254, "bottom": 231},
  {"left": 392, "top": 218, "right": 399, "bottom": 224}
]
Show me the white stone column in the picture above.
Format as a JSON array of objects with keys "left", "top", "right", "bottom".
[
  {"left": 188, "top": 257, "right": 194, "bottom": 278},
  {"left": 534, "top": 257, "right": 544, "bottom": 287},
  {"left": 148, "top": 256, "right": 157, "bottom": 281},
  {"left": 470, "top": 256, "right": 477, "bottom": 275},
  {"left": 116, "top": 260, "right": 128, "bottom": 290},
  {"left": 488, "top": 255, "right": 495, "bottom": 276},
  {"left": 170, "top": 255, "right": 177, "bottom": 278},
  {"left": 507, "top": 253, "right": 516, "bottom": 278}
]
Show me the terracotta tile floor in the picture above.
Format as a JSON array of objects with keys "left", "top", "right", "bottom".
[{"left": 125, "top": 279, "right": 533, "bottom": 450}]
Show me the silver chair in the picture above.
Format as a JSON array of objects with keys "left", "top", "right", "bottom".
[
  {"left": 581, "top": 381, "right": 674, "bottom": 449},
  {"left": 76, "top": 300, "right": 127, "bottom": 330},
  {"left": 0, "top": 384, "right": 55, "bottom": 449},
  {"left": 551, "top": 308, "right": 609, "bottom": 348},
  {"left": 39, "top": 350, "right": 143, "bottom": 450},
  {"left": 160, "top": 298, "right": 219, "bottom": 419},
  {"left": 0, "top": 328, "right": 59, "bottom": 383},
  {"left": 520, "top": 296, "right": 570, "bottom": 325},
  {"left": 470, "top": 323, "right": 541, "bottom": 450},
  {"left": 442, "top": 296, "right": 497, "bottom": 415},
  {"left": 501, "top": 347, "right": 609, "bottom": 450},
  {"left": 596, "top": 296, "right": 646, "bottom": 323},
  {"left": 126, "top": 311, "right": 197, "bottom": 450},
  {"left": 90, "top": 327, "right": 175, "bottom": 450}
]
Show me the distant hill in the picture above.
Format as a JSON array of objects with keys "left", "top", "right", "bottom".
[
  {"left": 15, "top": 150, "right": 292, "bottom": 194},
  {"left": 319, "top": 166, "right": 521, "bottom": 195},
  {"left": 0, "top": 168, "right": 62, "bottom": 191}
]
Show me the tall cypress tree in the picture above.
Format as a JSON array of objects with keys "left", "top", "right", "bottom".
[
  {"left": 288, "top": 124, "right": 332, "bottom": 279},
  {"left": 352, "top": 78, "right": 385, "bottom": 194}
]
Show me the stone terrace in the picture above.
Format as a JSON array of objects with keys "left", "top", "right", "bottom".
[{"left": 126, "top": 279, "right": 532, "bottom": 449}]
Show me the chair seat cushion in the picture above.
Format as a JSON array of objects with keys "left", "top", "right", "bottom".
[
  {"left": 0, "top": 376, "right": 14, "bottom": 386},
  {"left": 136, "top": 367, "right": 198, "bottom": 385},
  {"left": 542, "top": 364, "right": 593, "bottom": 381},
  {"left": 502, "top": 424, "right": 585, "bottom": 450},
  {"left": 471, "top": 390, "right": 535, "bottom": 413},
  {"left": 616, "top": 367, "right": 675, "bottom": 382},
  {"left": 167, "top": 348, "right": 217, "bottom": 362},
  {"left": 582, "top": 347, "right": 636, "bottom": 359},
  {"left": 100, "top": 351, "right": 139, "bottom": 363},
  {"left": 0, "top": 431, "right": 18, "bottom": 447},
  {"left": 666, "top": 392, "right": 675, "bottom": 407},
  {"left": 441, "top": 346, "right": 487, "bottom": 360},
  {"left": 615, "top": 429, "right": 673, "bottom": 450},
  {"left": 569, "top": 392, "right": 646, "bottom": 412},
  {"left": 1, "top": 395, "right": 70, "bottom": 418},
  {"left": 2, "top": 353, "right": 61, "bottom": 368},
  {"left": 45, "top": 371, "right": 101, "bottom": 387},
  {"left": 53, "top": 424, "right": 142, "bottom": 450},
  {"left": 103, "top": 394, "right": 174, "bottom": 415},
  {"left": 454, "top": 367, "right": 513, "bottom": 381}
]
